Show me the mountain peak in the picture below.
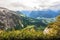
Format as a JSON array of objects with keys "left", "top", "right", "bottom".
[{"left": 0, "top": 7, "right": 23, "bottom": 30}]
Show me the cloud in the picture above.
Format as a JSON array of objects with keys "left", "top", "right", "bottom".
[
  {"left": 10, "top": 2, "right": 32, "bottom": 9},
  {"left": 0, "top": 0, "right": 60, "bottom": 10},
  {"left": 48, "top": 1, "right": 60, "bottom": 10}
]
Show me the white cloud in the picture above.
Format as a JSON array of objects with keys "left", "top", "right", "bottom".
[{"left": 0, "top": 0, "right": 60, "bottom": 11}]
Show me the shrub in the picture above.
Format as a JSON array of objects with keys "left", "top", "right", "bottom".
[{"left": 0, "top": 24, "right": 59, "bottom": 40}]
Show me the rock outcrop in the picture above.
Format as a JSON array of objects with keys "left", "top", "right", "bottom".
[{"left": 0, "top": 7, "right": 24, "bottom": 30}]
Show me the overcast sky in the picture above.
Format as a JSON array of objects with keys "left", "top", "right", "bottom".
[{"left": 0, "top": 0, "right": 60, "bottom": 11}]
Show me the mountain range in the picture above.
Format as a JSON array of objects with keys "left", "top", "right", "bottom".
[
  {"left": 20, "top": 10, "right": 60, "bottom": 19},
  {"left": 0, "top": 7, "right": 25, "bottom": 30},
  {"left": 0, "top": 7, "right": 59, "bottom": 30}
]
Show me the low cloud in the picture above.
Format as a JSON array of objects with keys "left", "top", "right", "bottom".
[{"left": 0, "top": 0, "right": 60, "bottom": 10}]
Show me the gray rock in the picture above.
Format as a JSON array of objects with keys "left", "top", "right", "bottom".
[{"left": 0, "top": 7, "right": 24, "bottom": 30}]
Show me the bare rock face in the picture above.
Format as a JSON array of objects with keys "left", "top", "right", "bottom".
[{"left": 0, "top": 7, "right": 23, "bottom": 30}]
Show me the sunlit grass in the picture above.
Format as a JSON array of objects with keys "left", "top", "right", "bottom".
[{"left": 0, "top": 27, "right": 59, "bottom": 40}]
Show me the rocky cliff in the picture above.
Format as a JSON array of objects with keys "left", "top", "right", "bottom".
[{"left": 0, "top": 7, "right": 24, "bottom": 30}]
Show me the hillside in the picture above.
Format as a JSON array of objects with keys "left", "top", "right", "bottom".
[
  {"left": 0, "top": 7, "right": 47, "bottom": 30},
  {"left": 0, "top": 7, "right": 25, "bottom": 30}
]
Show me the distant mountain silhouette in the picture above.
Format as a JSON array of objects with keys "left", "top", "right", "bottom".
[
  {"left": 29, "top": 10, "right": 60, "bottom": 18},
  {"left": 19, "top": 11, "right": 31, "bottom": 16},
  {"left": 20, "top": 10, "right": 60, "bottom": 18}
]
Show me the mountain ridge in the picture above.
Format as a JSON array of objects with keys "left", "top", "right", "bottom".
[
  {"left": 20, "top": 10, "right": 60, "bottom": 18},
  {"left": 0, "top": 7, "right": 24, "bottom": 30}
]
